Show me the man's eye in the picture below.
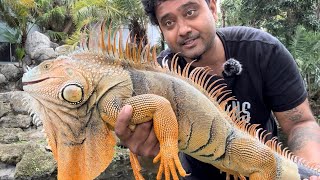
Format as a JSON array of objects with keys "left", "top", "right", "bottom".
[
  {"left": 186, "top": 9, "right": 196, "bottom": 16},
  {"left": 165, "top": 20, "right": 174, "bottom": 27}
]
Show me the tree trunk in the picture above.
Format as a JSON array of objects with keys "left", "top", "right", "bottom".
[{"left": 129, "top": 19, "right": 147, "bottom": 46}]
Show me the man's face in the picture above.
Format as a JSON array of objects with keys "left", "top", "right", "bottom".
[{"left": 155, "top": 0, "right": 218, "bottom": 60}]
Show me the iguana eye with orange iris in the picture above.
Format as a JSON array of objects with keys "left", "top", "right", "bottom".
[{"left": 60, "top": 83, "right": 84, "bottom": 105}]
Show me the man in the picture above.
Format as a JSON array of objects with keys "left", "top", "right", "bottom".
[{"left": 115, "top": 0, "right": 320, "bottom": 179}]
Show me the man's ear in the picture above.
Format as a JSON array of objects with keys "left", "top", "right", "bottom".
[{"left": 208, "top": 0, "right": 218, "bottom": 20}]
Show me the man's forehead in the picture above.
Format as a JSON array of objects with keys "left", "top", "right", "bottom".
[
  {"left": 155, "top": 0, "right": 200, "bottom": 15},
  {"left": 156, "top": 0, "right": 200, "bottom": 7}
]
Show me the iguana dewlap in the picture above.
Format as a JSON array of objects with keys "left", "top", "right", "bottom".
[{"left": 21, "top": 23, "right": 320, "bottom": 180}]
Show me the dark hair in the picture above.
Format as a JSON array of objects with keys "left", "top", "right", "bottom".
[{"left": 141, "top": 0, "right": 210, "bottom": 26}]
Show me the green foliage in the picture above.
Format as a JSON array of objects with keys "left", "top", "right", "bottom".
[
  {"left": 288, "top": 25, "right": 320, "bottom": 97},
  {"left": 0, "top": 0, "right": 73, "bottom": 45},
  {"left": 0, "top": 0, "right": 37, "bottom": 45},
  {"left": 45, "top": 30, "right": 67, "bottom": 42},
  {"left": 220, "top": 0, "right": 320, "bottom": 46},
  {"left": 37, "top": 5, "right": 67, "bottom": 28},
  {"left": 71, "top": 0, "right": 123, "bottom": 27},
  {"left": 67, "top": 0, "right": 148, "bottom": 46},
  {"left": 15, "top": 46, "right": 26, "bottom": 62},
  {"left": 220, "top": 0, "right": 242, "bottom": 27},
  {"left": 0, "top": 26, "right": 21, "bottom": 43},
  {"left": 65, "top": 30, "right": 83, "bottom": 47},
  {"left": 112, "top": 0, "right": 147, "bottom": 24},
  {"left": 0, "top": 16, "right": 26, "bottom": 62}
]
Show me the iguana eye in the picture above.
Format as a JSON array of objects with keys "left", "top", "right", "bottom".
[
  {"left": 43, "top": 63, "right": 52, "bottom": 70},
  {"left": 60, "top": 83, "right": 84, "bottom": 105}
]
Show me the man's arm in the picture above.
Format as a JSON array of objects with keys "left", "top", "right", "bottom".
[{"left": 274, "top": 98, "right": 320, "bottom": 164}]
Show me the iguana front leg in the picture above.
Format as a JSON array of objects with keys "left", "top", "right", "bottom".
[{"left": 100, "top": 94, "right": 187, "bottom": 180}]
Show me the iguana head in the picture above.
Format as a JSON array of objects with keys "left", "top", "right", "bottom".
[
  {"left": 22, "top": 56, "right": 95, "bottom": 107},
  {"left": 22, "top": 55, "right": 116, "bottom": 180}
]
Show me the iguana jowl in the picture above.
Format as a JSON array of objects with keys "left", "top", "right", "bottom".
[{"left": 21, "top": 23, "right": 320, "bottom": 180}]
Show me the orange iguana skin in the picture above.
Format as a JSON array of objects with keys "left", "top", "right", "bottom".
[{"left": 21, "top": 25, "right": 320, "bottom": 180}]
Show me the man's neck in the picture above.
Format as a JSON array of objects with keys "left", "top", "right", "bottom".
[{"left": 185, "top": 35, "right": 226, "bottom": 76}]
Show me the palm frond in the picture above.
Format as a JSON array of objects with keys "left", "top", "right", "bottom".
[
  {"left": 45, "top": 30, "right": 67, "bottom": 42},
  {"left": 0, "top": 26, "right": 21, "bottom": 43}
]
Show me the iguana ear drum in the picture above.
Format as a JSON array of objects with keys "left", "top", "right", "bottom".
[{"left": 60, "top": 83, "right": 84, "bottom": 104}]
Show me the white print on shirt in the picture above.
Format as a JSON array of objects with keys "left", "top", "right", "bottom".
[{"left": 229, "top": 101, "right": 251, "bottom": 122}]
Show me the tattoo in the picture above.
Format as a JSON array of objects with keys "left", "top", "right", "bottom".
[
  {"left": 285, "top": 107, "right": 303, "bottom": 122},
  {"left": 288, "top": 125, "right": 320, "bottom": 152}
]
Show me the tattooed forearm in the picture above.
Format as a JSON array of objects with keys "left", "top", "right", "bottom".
[
  {"left": 285, "top": 107, "right": 303, "bottom": 122},
  {"left": 288, "top": 125, "right": 320, "bottom": 152}
]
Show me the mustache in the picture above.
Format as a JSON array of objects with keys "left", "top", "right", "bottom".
[{"left": 177, "top": 33, "right": 200, "bottom": 45}]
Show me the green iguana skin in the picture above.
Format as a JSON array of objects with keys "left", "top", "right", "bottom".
[{"left": 22, "top": 26, "right": 320, "bottom": 180}]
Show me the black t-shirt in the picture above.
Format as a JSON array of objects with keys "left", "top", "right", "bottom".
[{"left": 157, "top": 26, "right": 307, "bottom": 179}]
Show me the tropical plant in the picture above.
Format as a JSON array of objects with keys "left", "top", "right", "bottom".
[
  {"left": 0, "top": 26, "right": 25, "bottom": 63},
  {"left": 32, "top": 0, "right": 80, "bottom": 43},
  {"left": 288, "top": 25, "right": 320, "bottom": 97},
  {"left": 65, "top": 0, "right": 121, "bottom": 46},
  {"left": 67, "top": 0, "right": 148, "bottom": 46},
  {"left": 0, "top": 0, "right": 37, "bottom": 46},
  {"left": 112, "top": 0, "right": 148, "bottom": 45}
]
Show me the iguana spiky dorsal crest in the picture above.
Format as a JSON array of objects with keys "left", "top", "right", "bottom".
[{"left": 77, "top": 21, "right": 159, "bottom": 70}]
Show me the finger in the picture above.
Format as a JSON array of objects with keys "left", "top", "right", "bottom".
[
  {"left": 143, "top": 126, "right": 160, "bottom": 157},
  {"left": 114, "top": 105, "right": 133, "bottom": 141},
  {"left": 151, "top": 142, "right": 160, "bottom": 157},
  {"left": 129, "top": 121, "right": 153, "bottom": 154}
]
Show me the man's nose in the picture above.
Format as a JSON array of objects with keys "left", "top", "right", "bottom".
[{"left": 178, "top": 20, "right": 192, "bottom": 36}]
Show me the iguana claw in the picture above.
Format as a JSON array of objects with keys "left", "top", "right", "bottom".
[{"left": 153, "top": 146, "right": 187, "bottom": 180}]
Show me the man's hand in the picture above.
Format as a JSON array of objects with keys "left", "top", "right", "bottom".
[{"left": 114, "top": 105, "right": 160, "bottom": 157}]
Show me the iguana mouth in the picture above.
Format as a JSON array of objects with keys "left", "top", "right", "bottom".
[{"left": 22, "top": 77, "right": 50, "bottom": 86}]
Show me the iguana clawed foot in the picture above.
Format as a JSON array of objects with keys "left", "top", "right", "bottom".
[{"left": 153, "top": 144, "right": 188, "bottom": 180}]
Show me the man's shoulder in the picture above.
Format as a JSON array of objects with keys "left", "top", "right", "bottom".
[{"left": 217, "top": 26, "right": 280, "bottom": 46}]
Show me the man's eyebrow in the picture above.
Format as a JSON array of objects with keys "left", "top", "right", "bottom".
[{"left": 177, "top": 1, "right": 198, "bottom": 11}]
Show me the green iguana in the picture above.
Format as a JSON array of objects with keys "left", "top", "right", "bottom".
[{"left": 21, "top": 23, "right": 320, "bottom": 180}]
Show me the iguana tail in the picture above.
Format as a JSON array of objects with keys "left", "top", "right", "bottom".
[{"left": 298, "top": 163, "right": 320, "bottom": 179}]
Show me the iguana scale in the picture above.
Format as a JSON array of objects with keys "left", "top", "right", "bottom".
[{"left": 21, "top": 22, "right": 320, "bottom": 180}]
